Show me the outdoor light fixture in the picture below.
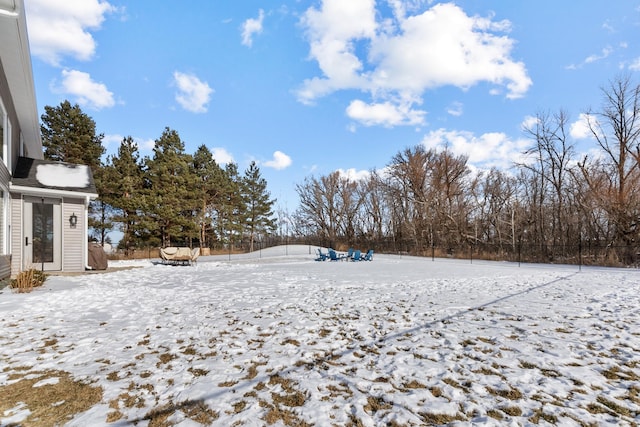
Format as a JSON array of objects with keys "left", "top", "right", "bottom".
[{"left": 69, "top": 213, "right": 77, "bottom": 228}]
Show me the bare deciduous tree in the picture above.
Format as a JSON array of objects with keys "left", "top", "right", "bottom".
[{"left": 581, "top": 74, "right": 640, "bottom": 249}]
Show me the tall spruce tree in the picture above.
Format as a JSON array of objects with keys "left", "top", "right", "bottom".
[
  {"left": 40, "top": 100, "right": 109, "bottom": 243},
  {"left": 242, "top": 161, "right": 276, "bottom": 251},
  {"left": 144, "top": 128, "right": 197, "bottom": 247},
  {"left": 216, "top": 162, "right": 244, "bottom": 248},
  {"left": 103, "top": 137, "right": 145, "bottom": 254},
  {"left": 192, "top": 145, "right": 228, "bottom": 249},
  {"left": 40, "top": 100, "right": 105, "bottom": 168}
]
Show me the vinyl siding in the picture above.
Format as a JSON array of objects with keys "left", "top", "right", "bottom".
[
  {"left": 9, "top": 192, "right": 22, "bottom": 276},
  {"left": 62, "top": 198, "right": 85, "bottom": 272},
  {"left": 0, "top": 254, "right": 10, "bottom": 280}
]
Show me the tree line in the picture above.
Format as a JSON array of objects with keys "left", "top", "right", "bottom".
[
  {"left": 293, "top": 75, "right": 640, "bottom": 266},
  {"left": 39, "top": 75, "right": 640, "bottom": 266},
  {"left": 40, "top": 100, "right": 277, "bottom": 253}
]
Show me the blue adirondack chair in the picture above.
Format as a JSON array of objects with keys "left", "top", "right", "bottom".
[
  {"left": 362, "top": 249, "right": 374, "bottom": 261},
  {"left": 328, "top": 248, "right": 341, "bottom": 261},
  {"left": 315, "top": 248, "right": 328, "bottom": 261},
  {"left": 351, "top": 249, "right": 362, "bottom": 261}
]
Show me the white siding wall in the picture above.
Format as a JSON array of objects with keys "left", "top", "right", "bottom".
[
  {"left": 8, "top": 195, "right": 88, "bottom": 276},
  {"left": 9, "top": 192, "right": 22, "bottom": 276},
  {"left": 62, "top": 198, "right": 86, "bottom": 272}
]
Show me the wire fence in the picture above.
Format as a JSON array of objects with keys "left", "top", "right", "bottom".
[{"left": 108, "top": 237, "right": 640, "bottom": 268}]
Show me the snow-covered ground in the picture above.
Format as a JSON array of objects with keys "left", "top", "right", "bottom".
[{"left": 0, "top": 245, "right": 638, "bottom": 426}]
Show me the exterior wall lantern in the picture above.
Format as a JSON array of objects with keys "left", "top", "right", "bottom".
[{"left": 69, "top": 212, "right": 78, "bottom": 228}]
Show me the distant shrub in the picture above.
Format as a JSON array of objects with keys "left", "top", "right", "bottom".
[{"left": 10, "top": 269, "right": 48, "bottom": 293}]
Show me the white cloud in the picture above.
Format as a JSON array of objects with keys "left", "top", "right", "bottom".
[
  {"left": 173, "top": 72, "right": 214, "bottom": 113},
  {"left": 103, "top": 134, "right": 154, "bottom": 153},
  {"left": 421, "top": 128, "right": 529, "bottom": 169},
  {"left": 102, "top": 134, "right": 123, "bottom": 149},
  {"left": 629, "top": 57, "right": 640, "bottom": 71},
  {"left": 584, "top": 46, "right": 613, "bottom": 64},
  {"left": 520, "top": 115, "right": 539, "bottom": 131},
  {"left": 241, "top": 9, "right": 265, "bottom": 47},
  {"left": 297, "top": 2, "right": 531, "bottom": 127},
  {"left": 25, "top": 0, "right": 116, "bottom": 66},
  {"left": 138, "top": 138, "right": 156, "bottom": 151},
  {"left": 370, "top": 4, "right": 530, "bottom": 98},
  {"left": 346, "top": 99, "right": 425, "bottom": 127},
  {"left": 297, "top": 0, "right": 377, "bottom": 103},
  {"left": 337, "top": 168, "right": 370, "bottom": 181},
  {"left": 446, "top": 102, "right": 463, "bottom": 117},
  {"left": 570, "top": 113, "right": 596, "bottom": 140},
  {"left": 211, "top": 147, "right": 234, "bottom": 165},
  {"left": 54, "top": 69, "right": 115, "bottom": 110},
  {"left": 567, "top": 46, "right": 614, "bottom": 70},
  {"left": 263, "top": 151, "right": 292, "bottom": 170}
]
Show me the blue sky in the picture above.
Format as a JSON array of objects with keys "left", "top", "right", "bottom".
[{"left": 24, "top": 1, "right": 640, "bottom": 211}]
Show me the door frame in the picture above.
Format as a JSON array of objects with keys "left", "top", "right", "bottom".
[{"left": 23, "top": 196, "right": 62, "bottom": 271}]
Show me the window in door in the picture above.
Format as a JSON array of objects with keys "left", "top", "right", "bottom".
[{"left": 32, "top": 201, "right": 54, "bottom": 263}]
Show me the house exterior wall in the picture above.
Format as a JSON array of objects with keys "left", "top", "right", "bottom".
[
  {"left": 2, "top": 0, "right": 96, "bottom": 280},
  {"left": 1, "top": 0, "right": 42, "bottom": 280},
  {"left": 9, "top": 191, "right": 22, "bottom": 275},
  {"left": 0, "top": 60, "right": 25, "bottom": 172},
  {"left": 9, "top": 194, "right": 89, "bottom": 275},
  {"left": 62, "top": 198, "right": 86, "bottom": 272},
  {"left": 1, "top": 65, "right": 18, "bottom": 280}
]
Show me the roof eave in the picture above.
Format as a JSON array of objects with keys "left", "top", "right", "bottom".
[
  {"left": 10, "top": 183, "right": 99, "bottom": 200},
  {"left": 0, "top": 0, "right": 42, "bottom": 159}
]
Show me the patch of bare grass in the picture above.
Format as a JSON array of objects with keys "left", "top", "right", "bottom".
[
  {"left": 486, "top": 408, "right": 503, "bottom": 420},
  {"left": 181, "top": 400, "right": 219, "bottom": 424},
  {"left": 272, "top": 390, "right": 306, "bottom": 407},
  {"left": 262, "top": 403, "right": 312, "bottom": 427},
  {"left": 268, "top": 374, "right": 307, "bottom": 408},
  {"left": 601, "top": 366, "right": 639, "bottom": 381},
  {"left": 430, "top": 386, "right": 443, "bottom": 397},
  {"left": 500, "top": 405, "right": 523, "bottom": 416},
  {"left": 443, "top": 377, "right": 468, "bottom": 391},
  {"left": 520, "top": 360, "right": 537, "bottom": 369},
  {"left": 419, "top": 411, "right": 466, "bottom": 424},
  {"left": 0, "top": 369, "right": 102, "bottom": 426},
  {"left": 156, "top": 352, "right": 176, "bottom": 368},
  {"left": 323, "top": 382, "right": 353, "bottom": 399},
  {"left": 243, "top": 361, "right": 267, "bottom": 380},
  {"left": 181, "top": 346, "right": 197, "bottom": 355},
  {"left": 486, "top": 385, "right": 523, "bottom": 400},
  {"left": 281, "top": 338, "right": 301, "bottom": 346},
  {"left": 529, "top": 407, "right": 558, "bottom": 424},
  {"left": 187, "top": 367, "right": 209, "bottom": 377},
  {"left": 143, "top": 399, "right": 218, "bottom": 427},
  {"left": 594, "top": 395, "right": 631, "bottom": 417},
  {"left": 402, "top": 379, "right": 426, "bottom": 390},
  {"left": 363, "top": 395, "right": 392, "bottom": 415},
  {"left": 218, "top": 380, "right": 239, "bottom": 387}
]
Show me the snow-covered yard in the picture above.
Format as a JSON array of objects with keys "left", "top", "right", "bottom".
[{"left": 1, "top": 245, "right": 638, "bottom": 426}]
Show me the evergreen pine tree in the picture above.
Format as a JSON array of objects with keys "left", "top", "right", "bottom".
[
  {"left": 144, "top": 128, "right": 197, "bottom": 247},
  {"left": 40, "top": 100, "right": 109, "bottom": 243},
  {"left": 103, "top": 137, "right": 145, "bottom": 254},
  {"left": 40, "top": 100, "right": 105, "bottom": 168},
  {"left": 217, "top": 162, "right": 244, "bottom": 249},
  {"left": 192, "top": 145, "right": 228, "bottom": 249},
  {"left": 242, "top": 161, "right": 277, "bottom": 251}
]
